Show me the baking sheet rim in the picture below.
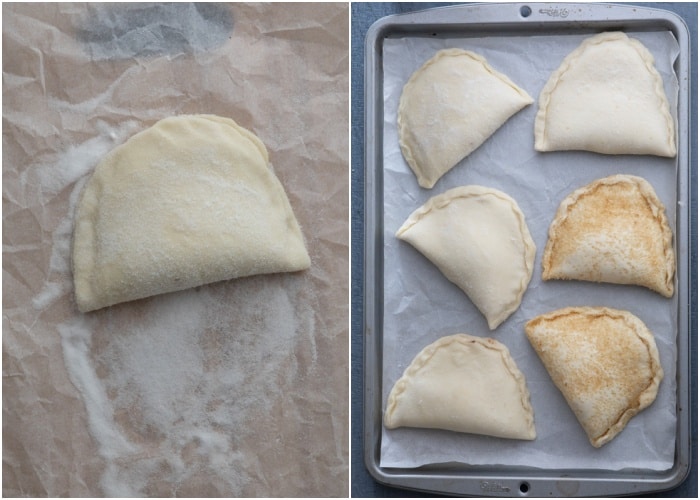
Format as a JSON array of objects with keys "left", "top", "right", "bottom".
[{"left": 362, "top": 2, "right": 692, "bottom": 497}]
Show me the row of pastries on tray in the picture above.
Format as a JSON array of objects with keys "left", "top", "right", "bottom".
[{"left": 385, "top": 31, "right": 676, "bottom": 449}]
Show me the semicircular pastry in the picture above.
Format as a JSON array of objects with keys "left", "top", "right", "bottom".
[
  {"left": 396, "top": 185, "right": 536, "bottom": 329},
  {"left": 534, "top": 31, "right": 676, "bottom": 157},
  {"left": 384, "top": 334, "right": 536, "bottom": 440},
  {"left": 72, "top": 114, "right": 310, "bottom": 312},
  {"left": 525, "top": 307, "right": 663, "bottom": 448},
  {"left": 542, "top": 174, "right": 675, "bottom": 297},
  {"left": 398, "top": 48, "right": 533, "bottom": 189}
]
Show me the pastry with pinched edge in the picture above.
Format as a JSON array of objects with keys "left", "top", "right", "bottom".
[
  {"left": 525, "top": 306, "right": 663, "bottom": 448},
  {"left": 384, "top": 334, "right": 536, "bottom": 440},
  {"left": 542, "top": 174, "right": 675, "bottom": 297},
  {"left": 396, "top": 185, "right": 536, "bottom": 329},
  {"left": 398, "top": 48, "right": 533, "bottom": 188},
  {"left": 534, "top": 31, "right": 676, "bottom": 157},
  {"left": 72, "top": 114, "right": 310, "bottom": 312}
]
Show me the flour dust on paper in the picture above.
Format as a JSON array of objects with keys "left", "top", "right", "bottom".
[
  {"left": 35, "top": 123, "right": 318, "bottom": 496},
  {"left": 58, "top": 281, "right": 311, "bottom": 496}
]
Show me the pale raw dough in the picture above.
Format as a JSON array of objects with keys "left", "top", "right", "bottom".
[
  {"left": 72, "top": 114, "right": 310, "bottom": 312},
  {"left": 384, "top": 334, "right": 536, "bottom": 440},
  {"left": 542, "top": 174, "right": 675, "bottom": 297},
  {"left": 525, "top": 307, "right": 663, "bottom": 448},
  {"left": 396, "top": 185, "right": 536, "bottom": 329},
  {"left": 398, "top": 48, "right": 533, "bottom": 189},
  {"left": 534, "top": 31, "right": 676, "bottom": 157}
]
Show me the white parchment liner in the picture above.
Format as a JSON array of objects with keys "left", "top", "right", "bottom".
[
  {"left": 380, "top": 31, "right": 679, "bottom": 471},
  {"left": 2, "top": 3, "right": 349, "bottom": 496}
]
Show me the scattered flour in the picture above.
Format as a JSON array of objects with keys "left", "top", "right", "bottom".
[
  {"left": 36, "top": 118, "right": 317, "bottom": 496},
  {"left": 58, "top": 282, "right": 306, "bottom": 496},
  {"left": 58, "top": 318, "right": 137, "bottom": 460},
  {"left": 31, "top": 121, "right": 137, "bottom": 309},
  {"left": 26, "top": 120, "right": 138, "bottom": 205}
]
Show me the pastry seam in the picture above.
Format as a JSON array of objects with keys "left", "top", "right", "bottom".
[
  {"left": 542, "top": 174, "right": 675, "bottom": 297},
  {"left": 534, "top": 31, "right": 676, "bottom": 156},
  {"left": 398, "top": 48, "right": 532, "bottom": 188},
  {"left": 384, "top": 333, "right": 536, "bottom": 436},
  {"left": 525, "top": 306, "right": 663, "bottom": 448},
  {"left": 396, "top": 185, "right": 536, "bottom": 327}
]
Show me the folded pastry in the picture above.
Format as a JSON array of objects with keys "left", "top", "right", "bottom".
[
  {"left": 72, "top": 114, "right": 310, "bottom": 312},
  {"left": 535, "top": 31, "right": 676, "bottom": 157},
  {"left": 384, "top": 334, "right": 536, "bottom": 440},
  {"left": 525, "top": 307, "right": 663, "bottom": 448},
  {"left": 396, "top": 185, "right": 536, "bottom": 329},
  {"left": 398, "top": 48, "right": 533, "bottom": 188},
  {"left": 542, "top": 174, "right": 675, "bottom": 297}
]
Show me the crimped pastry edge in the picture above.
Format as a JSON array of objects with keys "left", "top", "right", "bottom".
[
  {"left": 534, "top": 31, "right": 676, "bottom": 157},
  {"left": 525, "top": 306, "right": 664, "bottom": 448},
  {"left": 384, "top": 333, "right": 536, "bottom": 439},
  {"left": 396, "top": 185, "right": 536, "bottom": 329},
  {"left": 541, "top": 174, "right": 675, "bottom": 297},
  {"left": 398, "top": 48, "right": 533, "bottom": 189}
]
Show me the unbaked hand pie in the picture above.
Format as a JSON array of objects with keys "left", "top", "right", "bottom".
[
  {"left": 72, "top": 114, "right": 310, "bottom": 312},
  {"left": 398, "top": 48, "right": 533, "bottom": 188},
  {"left": 396, "top": 185, "right": 536, "bottom": 329},
  {"left": 384, "top": 334, "right": 536, "bottom": 440},
  {"left": 542, "top": 174, "right": 675, "bottom": 297},
  {"left": 525, "top": 307, "right": 663, "bottom": 448},
  {"left": 534, "top": 31, "right": 676, "bottom": 157}
]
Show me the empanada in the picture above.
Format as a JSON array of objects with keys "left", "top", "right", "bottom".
[
  {"left": 525, "top": 307, "right": 663, "bottom": 448},
  {"left": 396, "top": 185, "right": 536, "bottom": 329},
  {"left": 398, "top": 48, "right": 533, "bottom": 188},
  {"left": 385, "top": 334, "right": 536, "bottom": 440},
  {"left": 535, "top": 31, "right": 676, "bottom": 157},
  {"left": 72, "top": 114, "right": 310, "bottom": 312},
  {"left": 542, "top": 174, "right": 674, "bottom": 297}
]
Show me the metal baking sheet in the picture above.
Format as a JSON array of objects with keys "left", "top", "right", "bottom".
[{"left": 363, "top": 3, "right": 691, "bottom": 496}]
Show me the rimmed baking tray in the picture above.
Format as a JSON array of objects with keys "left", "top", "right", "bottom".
[{"left": 363, "top": 3, "right": 691, "bottom": 496}]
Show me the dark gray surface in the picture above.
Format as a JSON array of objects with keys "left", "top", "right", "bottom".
[{"left": 351, "top": 2, "right": 697, "bottom": 497}]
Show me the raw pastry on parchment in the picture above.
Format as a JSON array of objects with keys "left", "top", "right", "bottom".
[
  {"left": 396, "top": 185, "right": 536, "bottom": 330},
  {"left": 398, "top": 48, "right": 533, "bottom": 188},
  {"left": 534, "top": 31, "right": 676, "bottom": 157},
  {"left": 72, "top": 114, "right": 311, "bottom": 312},
  {"left": 384, "top": 333, "right": 536, "bottom": 440}
]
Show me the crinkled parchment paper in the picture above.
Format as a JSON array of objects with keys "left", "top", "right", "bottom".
[
  {"left": 3, "top": 3, "right": 348, "bottom": 496},
  {"left": 380, "top": 31, "right": 679, "bottom": 471}
]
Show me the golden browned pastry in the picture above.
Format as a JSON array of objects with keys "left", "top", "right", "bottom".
[
  {"left": 384, "top": 334, "right": 536, "bottom": 440},
  {"left": 542, "top": 174, "right": 674, "bottom": 297},
  {"left": 525, "top": 306, "right": 663, "bottom": 448}
]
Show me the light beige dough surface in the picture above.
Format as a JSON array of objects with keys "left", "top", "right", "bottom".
[
  {"left": 396, "top": 185, "right": 536, "bottom": 329},
  {"left": 72, "top": 114, "right": 310, "bottom": 312},
  {"left": 385, "top": 334, "right": 536, "bottom": 440},
  {"left": 535, "top": 31, "right": 676, "bottom": 157},
  {"left": 398, "top": 48, "right": 533, "bottom": 188}
]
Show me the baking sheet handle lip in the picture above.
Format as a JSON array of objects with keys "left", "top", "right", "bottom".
[
  {"left": 365, "top": 1, "right": 692, "bottom": 39},
  {"left": 362, "top": 462, "right": 694, "bottom": 498}
]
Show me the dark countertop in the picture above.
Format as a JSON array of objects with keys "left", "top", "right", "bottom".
[{"left": 351, "top": 2, "right": 697, "bottom": 497}]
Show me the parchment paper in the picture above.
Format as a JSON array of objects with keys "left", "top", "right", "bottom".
[
  {"left": 3, "top": 3, "right": 348, "bottom": 497},
  {"left": 380, "top": 31, "right": 679, "bottom": 471}
]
